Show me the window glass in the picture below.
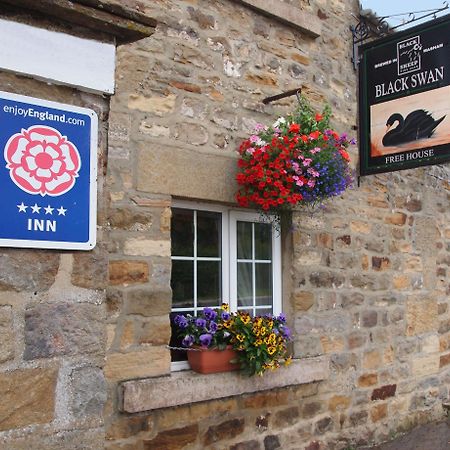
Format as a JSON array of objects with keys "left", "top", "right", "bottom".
[
  {"left": 171, "top": 209, "right": 194, "bottom": 257},
  {"left": 171, "top": 260, "right": 194, "bottom": 309},
  {"left": 237, "top": 262, "right": 253, "bottom": 308},
  {"left": 254, "top": 223, "right": 272, "bottom": 260},
  {"left": 237, "top": 221, "right": 252, "bottom": 259},
  {"left": 197, "top": 261, "right": 221, "bottom": 307},
  {"left": 197, "top": 211, "right": 221, "bottom": 257}
]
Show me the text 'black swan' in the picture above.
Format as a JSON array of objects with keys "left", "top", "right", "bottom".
[{"left": 382, "top": 109, "right": 445, "bottom": 147}]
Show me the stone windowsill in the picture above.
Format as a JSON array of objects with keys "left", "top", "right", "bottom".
[{"left": 119, "top": 355, "right": 329, "bottom": 413}]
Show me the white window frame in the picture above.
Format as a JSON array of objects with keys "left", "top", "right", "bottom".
[{"left": 170, "top": 200, "right": 282, "bottom": 371}]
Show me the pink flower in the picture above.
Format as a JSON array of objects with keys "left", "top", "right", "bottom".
[
  {"left": 249, "top": 135, "right": 260, "bottom": 143},
  {"left": 310, "top": 147, "right": 321, "bottom": 154},
  {"left": 302, "top": 158, "right": 312, "bottom": 167},
  {"left": 4, "top": 125, "right": 81, "bottom": 196}
]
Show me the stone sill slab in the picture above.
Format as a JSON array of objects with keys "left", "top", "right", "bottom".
[{"left": 120, "top": 356, "right": 329, "bottom": 414}]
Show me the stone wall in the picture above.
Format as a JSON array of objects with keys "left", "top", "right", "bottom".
[
  {"left": 0, "top": 73, "right": 109, "bottom": 448},
  {"left": 105, "top": 0, "right": 449, "bottom": 449}
]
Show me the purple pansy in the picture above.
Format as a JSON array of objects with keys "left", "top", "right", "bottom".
[
  {"left": 199, "top": 333, "right": 213, "bottom": 347},
  {"left": 182, "top": 335, "right": 195, "bottom": 347}
]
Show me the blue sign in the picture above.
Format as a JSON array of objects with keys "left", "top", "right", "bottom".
[{"left": 0, "top": 91, "right": 98, "bottom": 250}]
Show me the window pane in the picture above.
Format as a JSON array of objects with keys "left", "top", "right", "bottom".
[
  {"left": 197, "top": 261, "right": 221, "bottom": 307},
  {"left": 171, "top": 209, "right": 194, "bottom": 257},
  {"left": 256, "top": 307, "right": 273, "bottom": 315},
  {"left": 255, "top": 263, "right": 272, "bottom": 306},
  {"left": 255, "top": 223, "right": 272, "bottom": 260},
  {"left": 197, "top": 211, "right": 221, "bottom": 257},
  {"left": 237, "top": 221, "right": 252, "bottom": 259},
  {"left": 171, "top": 260, "right": 194, "bottom": 308},
  {"left": 237, "top": 262, "right": 253, "bottom": 307}
]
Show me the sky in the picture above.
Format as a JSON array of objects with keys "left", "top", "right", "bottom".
[{"left": 361, "top": 1, "right": 449, "bottom": 28}]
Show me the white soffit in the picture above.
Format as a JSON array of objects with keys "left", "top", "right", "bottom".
[{"left": 0, "top": 18, "right": 115, "bottom": 94}]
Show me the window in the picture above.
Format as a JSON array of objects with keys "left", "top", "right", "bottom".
[{"left": 170, "top": 201, "right": 282, "bottom": 367}]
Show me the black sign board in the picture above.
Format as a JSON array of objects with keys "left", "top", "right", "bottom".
[{"left": 359, "top": 14, "right": 450, "bottom": 175}]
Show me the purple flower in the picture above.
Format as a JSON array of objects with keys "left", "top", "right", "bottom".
[
  {"left": 203, "top": 307, "right": 217, "bottom": 321},
  {"left": 221, "top": 311, "right": 230, "bottom": 321},
  {"left": 182, "top": 335, "right": 195, "bottom": 347},
  {"left": 280, "top": 325, "right": 292, "bottom": 340},
  {"left": 209, "top": 321, "right": 218, "bottom": 333},
  {"left": 199, "top": 333, "right": 212, "bottom": 347},
  {"left": 277, "top": 313, "right": 286, "bottom": 323},
  {"left": 174, "top": 315, "right": 188, "bottom": 328},
  {"left": 195, "top": 318, "right": 207, "bottom": 328}
]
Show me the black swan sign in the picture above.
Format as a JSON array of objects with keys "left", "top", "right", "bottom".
[{"left": 358, "top": 14, "right": 450, "bottom": 175}]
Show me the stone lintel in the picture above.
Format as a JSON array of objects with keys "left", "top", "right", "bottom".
[
  {"left": 120, "top": 356, "right": 329, "bottom": 413},
  {"left": 0, "top": 0, "right": 156, "bottom": 44},
  {"left": 230, "top": 0, "right": 321, "bottom": 38}
]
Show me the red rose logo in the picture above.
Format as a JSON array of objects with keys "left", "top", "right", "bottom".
[{"left": 4, "top": 125, "right": 81, "bottom": 196}]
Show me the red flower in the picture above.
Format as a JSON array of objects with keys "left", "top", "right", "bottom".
[
  {"left": 339, "top": 149, "right": 350, "bottom": 162},
  {"left": 315, "top": 113, "right": 323, "bottom": 122},
  {"left": 289, "top": 123, "right": 301, "bottom": 133}
]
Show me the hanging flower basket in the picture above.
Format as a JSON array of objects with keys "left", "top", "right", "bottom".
[{"left": 235, "top": 95, "right": 355, "bottom": 217}]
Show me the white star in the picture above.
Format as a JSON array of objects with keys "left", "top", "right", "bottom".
[
  {"left": 57, "top": 206, "right": 67, "bottom": 216},
  {"left": 44, "top": 205, "right": 54, "bottom": 215},
  {"left": 17, "top": 202, "right": 28, "bottom": 213},
  {"left": 31, "top": 203, "right": 41, "bottom": 214}
]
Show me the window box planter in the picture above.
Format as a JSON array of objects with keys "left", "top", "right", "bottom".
[{"left": 187, "top": 346, "right": 239, "bottom": 374}]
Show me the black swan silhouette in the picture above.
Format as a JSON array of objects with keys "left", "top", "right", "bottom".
[{"left": 382, "top": 109, "right": 446, "bottom": 147}]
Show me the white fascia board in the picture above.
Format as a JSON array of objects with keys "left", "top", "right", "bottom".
[{"left": 0, "top": 18, "right": 115, "bottom": 95}]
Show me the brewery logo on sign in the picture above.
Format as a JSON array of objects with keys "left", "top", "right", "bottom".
[{"left": 397, "top": 36, "right": 422, "bottom": 75}]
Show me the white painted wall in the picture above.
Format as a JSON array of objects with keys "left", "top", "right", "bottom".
[{"left": 0, "top": 18, "right": 115, "bottom": 94}]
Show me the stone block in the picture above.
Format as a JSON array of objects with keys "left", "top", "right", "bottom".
[
  {"left": 301, "top": 401, "right": 323, "bottom": 418},
  {"left": 264, "top": 435, "right": 281, "bottom": 450},
  {"left": 371, "top": 384, "right": 396, "bottom": 401},
  {"left": 363, "top": 350, "right": 381, "bottom": 370},
  {"left": 125, "top": 289, "right": 171, "bottom": 317},
  {"left": 293, "top": 290, "right": 314, "bottom": 311},
  {"left": 144, "top": 424, "right": 198, "bottom": 450},
  {"left": 105, "top": 347, "right": 170, "bottom": 381},
  {"left": 361, "top": 310, "right": 377, "bottom": 328},
  {"left": 137, "top": 316, "right": 171, "bottom": 345},
  {"left": 358, "top": 373, "right": 378, "bottom": 387},
  {"left": 0, "top": 367, "right": 57, "bottom": 431},
  {"left": 230, "top": 440, "right": 260, "bottom": 450},
  {"left": 411, "top": 355, "right": 440, "bottom": 377},
  {"left": 440, "top": 353, "right": 450, "bottom": 367},
  {"left": 328, "top": 395, "right": 351, "bottom": 412},
  {"left": 109, "top": 260, "right": 149, "bottom": 286},
  {"left": 137, "top": 144, "right": 237, "bottom": 203},
  {"left": 393, "top": 274, "right": 410, "bottom": 289},
  {"left": 72, "top": 246, "right": 108, "bottom": 289},
  {"left": 274, "top": 406, "right": 299, "bottom": 427},
  {"left": 24, "top": 302, "right": 104, "bottom": 360},
  {"left": 232, "top": 0, "right": 322, "bottom": 37},
  {"left": 370, "top": 403, "right": 387, "bottom": 422},
  {"left": 69, "top": 366, "right": 107, "bottom": 419},
  {"left": 320, "top": 336, "right": 345, "bottom": 353},
  {"left": 406, "top": 298, "right": 438, "bottom": 336},
  {"left": 0, "top": 250, "right": 59, "bottom": 292},
  {"left": 0, "top": 305, "right": 14, "bottom": 363},
  {"left": 204, "top": 418, "right": 244, "bottom": 445},
  {"left": 128, "top": 93, "right": 176, "bottom": 116},
  {"left": 349, "top": 409, "right": 368, "bottom": 426},
  {"left": 123, "top": 239, "right": 170, "bottom": 257},
  {"left": 421, "top": 334, "right": 440, "bottom": 354},
  {"left": 109, "top": 207, "right": 152, "bottom": 231},
  {"left": 385, "top": 212, "right": 407, "bottom": 226},
  {"left": 350, "top": 221, "right": 371, "bottom": 234}
]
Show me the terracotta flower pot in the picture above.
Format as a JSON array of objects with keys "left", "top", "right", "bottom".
[{"left": 187, "top": 346, "right": 239, "bottom": 374}]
